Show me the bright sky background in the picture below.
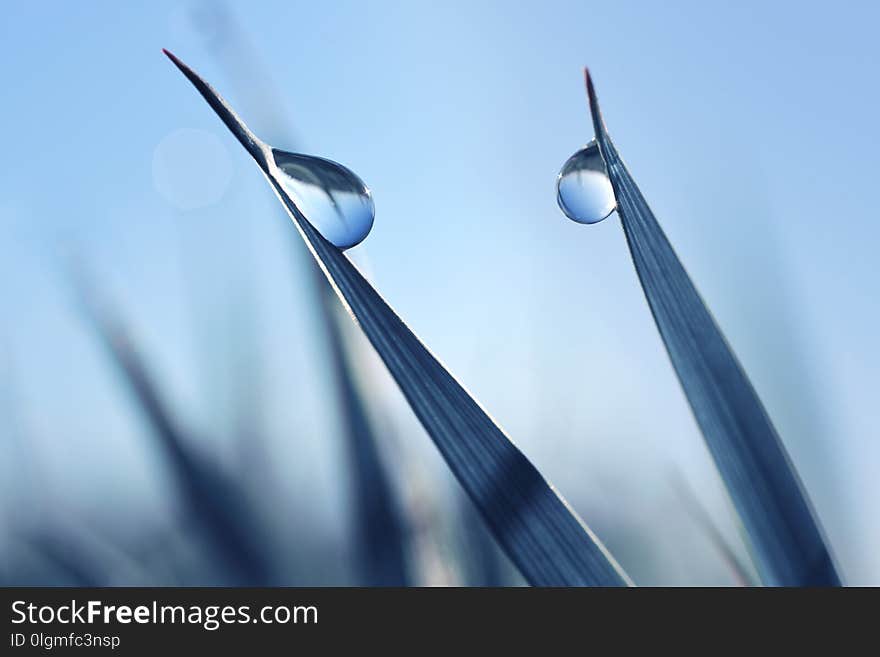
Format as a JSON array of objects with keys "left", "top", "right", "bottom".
[{"left": 1, "top": 0, "right": 878, "bottom": 584}]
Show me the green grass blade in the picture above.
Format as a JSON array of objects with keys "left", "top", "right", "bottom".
[
  {"left": 165, "top": 51, "right": 631, "bottom": 587},
  {"left": 585, "top": 70, "right": 840, "bottom": 586}
]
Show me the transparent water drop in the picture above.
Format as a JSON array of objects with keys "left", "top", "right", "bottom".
[
  {"left": 271, "top": 149, "right": 374, "bottom": 249},
  {"left": 556, "top": 139, "right": 616, "bottom": 224}
]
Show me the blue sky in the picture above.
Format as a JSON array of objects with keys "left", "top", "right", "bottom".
[{"left": 1, "top": 1, "right": 878, "bottom": 583}]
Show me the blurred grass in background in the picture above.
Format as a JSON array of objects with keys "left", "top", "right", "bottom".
[{"left": 1, "top": 0, "right": 877, "bottom": 585}]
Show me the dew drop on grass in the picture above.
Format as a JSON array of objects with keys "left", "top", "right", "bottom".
[
  {"left": 271, "top": 149, "right": 375, "bottom": 250},
  {"left": 556, "top": 139, "right": 616, "bottom": 224}
]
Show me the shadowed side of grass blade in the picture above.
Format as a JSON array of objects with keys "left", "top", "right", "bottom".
[
  {"left": 584, "top": 70, "right": 839, "bottom": 586},
  {"left": 164, "top": 50, "right": 631, "bottom": 587}
]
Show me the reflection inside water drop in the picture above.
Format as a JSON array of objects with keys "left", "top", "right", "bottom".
[
  {"left": 271, "top": 149, "right": 375, "bottom": 249},
  {"left": 556, "top": 139, "right": 616, "bottom": 224}
]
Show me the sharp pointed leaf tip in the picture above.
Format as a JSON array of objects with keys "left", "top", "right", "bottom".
[
  {"left": 162, "top": 49, "right": 189, "bottom": 74},
  {"left": 584, "top": 70, "right": 599, "bottom": 116},
  {"left": 582, "top": 68, "right": 606, "bottom": 145}
]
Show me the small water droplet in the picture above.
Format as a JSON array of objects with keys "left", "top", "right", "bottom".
[
  {"left": 271, "top": 149, "right": 374, "bottom": 249},
  {"left": 556, "top": 139, "right": 616, "bottom": 224}
]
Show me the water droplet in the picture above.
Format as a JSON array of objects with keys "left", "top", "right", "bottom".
[
  {"left": 556, "top": 139, "right": 616, "bottom": 224},
  {"left": 271, "top": 149, "right": 374, "bottom": 249}
]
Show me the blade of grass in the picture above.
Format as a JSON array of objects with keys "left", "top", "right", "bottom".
[
  {"left": 72, "top": 271, "right": 273, "bottom": 585},
  {"left": 585, "top": 70, "right": 840, "bottom": 586},
  {"left": 188, "top": 17, "right": 411, "bottom": 585},
  {"left": 164, "top": 50, "right": 631, "bottom": 586}
]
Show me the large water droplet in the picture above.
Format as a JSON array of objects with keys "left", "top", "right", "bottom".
[
  {"left": 556, "top": 139, "right": 616, "bottom": 224},
  {"left": 271, "top": 149, "right": 374, "bottom": 249}
]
